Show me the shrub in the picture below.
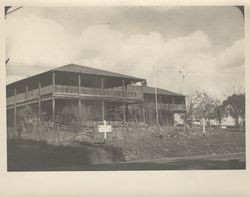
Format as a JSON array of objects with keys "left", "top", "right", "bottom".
[
  {"left": 14, "top": 106, "right": 38, "bottom": 139},
  {"left": 59, "top": 104, "right": 90, "bottom": 125}
]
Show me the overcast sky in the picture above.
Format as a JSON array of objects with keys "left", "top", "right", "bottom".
[{"left": 5, "top": 6, "right": 244, "bottom": 99}]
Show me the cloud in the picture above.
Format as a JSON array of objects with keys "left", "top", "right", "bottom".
[
  {"left": 217, "top": 39, "right": 244, "bottom": 68},
  {"left": 6, "top": 14, "right": 244, "bottom": 99},
  {"left": 6, "top": 15, "right": 79, "bottom": 68}
]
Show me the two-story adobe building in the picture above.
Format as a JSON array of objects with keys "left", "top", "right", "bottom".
[
  {"left": 6, "top": 63, "right": 186, "bottom": 128},
  {"left": 6, "top": 64, "right": 146, "bottom": 128}
]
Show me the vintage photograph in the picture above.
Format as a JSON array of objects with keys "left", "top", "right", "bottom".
[{"left": 5, "top": 6, "right": 245, "bottom": 171}]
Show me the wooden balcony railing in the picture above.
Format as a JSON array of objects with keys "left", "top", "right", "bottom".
[
  {"left": 7, "top": 96, "right": 15, "bottom": 105},
  {"left": 148, "top": 103, "right": 186, "bottom": 112},
  {"left": 168, "top": 104, "right": 186, "bottom": 111},
  {"left": 27, "top": 89, "right": 39, "bottom": 100},
  {"left": 55, "top": 85, "right": 143, "bottom": 99},
  {"left": 40, "top": 85, "right": 53, "bottom": 95},
  {"left": 7, "top": 85, "right": 53, "bottom": 106},
  {"left": 158, "top": 103, "right": 169, "bottom": 111},
  {"left": 16, "top": 93, "right": 26, "bottom": 103},
  {"left": 80, "top": 86, "right": 101, "bottom": 95},
  {"left": 55, "top": 85, "right": 78, "bottom": 94}
]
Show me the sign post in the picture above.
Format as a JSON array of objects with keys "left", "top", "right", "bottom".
[
  {"left": 98, "top": 120, "right": 112, "bottom": 140},
  {"left": 201, "top": 117, "right": 206, "bottom": 136}
]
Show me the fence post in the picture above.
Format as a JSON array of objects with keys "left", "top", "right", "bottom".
[
  {"left": 38, "top": 81, "right": 41, "bottom": 120},
  {"left": 13, "top": 88, "right": 17, "bottom": 138},
  {"left": 52, "top": 71, "right": 55, "bottom": 123},
  {"left": 56, "top": 126, "right": 61, "bottom": 142}
]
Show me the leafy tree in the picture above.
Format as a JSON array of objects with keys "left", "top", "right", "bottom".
[
  {"left": 222, "top": 93, "right": 245, "bottom": 126},
  {"left": 215, "top": 106, "right": 223, "bottom": 125}
]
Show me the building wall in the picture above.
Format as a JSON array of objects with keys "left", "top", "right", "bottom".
[
  {"left": 53, "top": 99, "right": 127, "bottom": 123},
  {"left": 146, "top": 108, "right": 174, "bottom": 126},
  {"left": 127, "top": 103, "right": 175, "bottom": 126}
]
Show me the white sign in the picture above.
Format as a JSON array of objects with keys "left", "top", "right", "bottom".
[{"left": 98, "top": 120, "right": 112, "bottom": 139}]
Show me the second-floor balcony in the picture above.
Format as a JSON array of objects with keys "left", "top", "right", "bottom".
[
  {"left": 7, "top": 85, "right": 144, "bottom": 106},
  {"left": 147, "top": 103, "right": 186, "bottom": 112}
]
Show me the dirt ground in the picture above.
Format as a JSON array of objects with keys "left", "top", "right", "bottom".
[
  {"left": 105, "top": 127, "right": 245, "bottom": 161},
  {"left": 7, "top": 127, "right": 245, "bottom": 171}
]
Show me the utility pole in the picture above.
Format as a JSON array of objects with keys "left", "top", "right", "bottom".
[
  {"left": 179, "top": 64, "right": 185, "bottom": 95},
  {"left": 153, "top": 59, "right": 159, "bottom": 126},
  {"left": 179, "top": 65, "right": 186, "bottom": 131}
]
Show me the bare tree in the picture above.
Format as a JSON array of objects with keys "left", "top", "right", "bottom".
[
  {"left": 186, "top": 90, "right": 220, "bottom": 127},
  {"left": 59, "top": 104, "right": 90, "bottom": 125},
  {"left": 16, "top": 105, "right": 37, "bottom": 139}
]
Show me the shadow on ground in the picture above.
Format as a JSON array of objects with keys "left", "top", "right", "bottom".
[{"left": 7, "top": 139, "right": 125, "bottom": 171}]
